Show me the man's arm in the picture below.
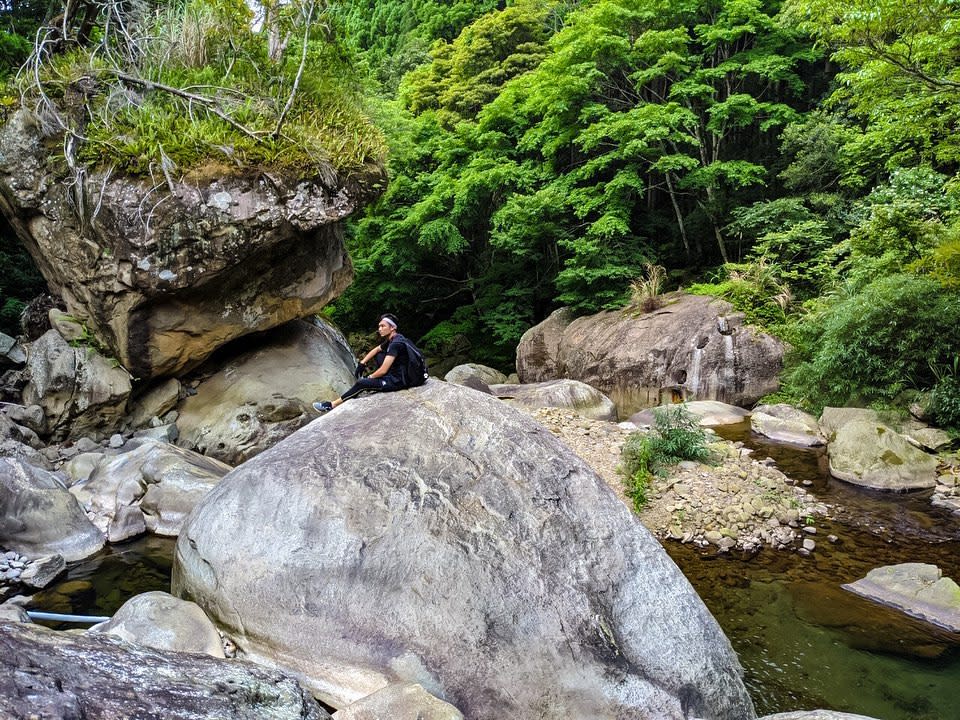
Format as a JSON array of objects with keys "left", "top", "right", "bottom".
[{"left": 369, "top": 354, "right": 395, "bottom": 378}]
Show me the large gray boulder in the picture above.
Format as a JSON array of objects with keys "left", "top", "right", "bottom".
[
  {"left": 0, "top": 621, "right": 329, "bottom": 719},
  {"left": 518, "top": 294, "right": 783, "bottom": 417},
  {"left": 443, "top": 363, "right": 508, "bottom": 386},
  {"left": 490, "top": 378, "right": 618, "bottom": 421},
  {"left": 0, "top": 108, "right": 379, "bottom": 380},
  {"left": 751, "top": 404, "right": 825, "bottom": 447},
  {"left": 21, "top": 329, "right": 132, "bottom": 441},
  {"left": 176, "top": 319, "right": 355, "bottom": 464},
  {"left": 69, "top": 438, "right": 230, "bottom": 542},
  {"left": 842, "top": 563, "right": 960, "bottom": 632},
  {"left": 0, "top": 457, "right": 104, "bottom": 561},
  {"left": 174, "top": 381, "right": 755, "bottom": 720},
  {"left": 88, "top": 590, "right": 225, "bottom": 657},
  {"left": 515, "top": 307, "right": 575, "bottom": 383},
  {"left": 760, "top": 713, "right": 881, "bottom": 720},
  {"left": 333, "top": 682, "right": 463, "bottom": 720},
  {"left": 827, "top": 420, "right": 939, "bottom": 491}
]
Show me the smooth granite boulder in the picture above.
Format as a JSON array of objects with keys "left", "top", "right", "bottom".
[
  {"left": 842, "top": 563, "right": 960, "bottom": 632},
  {"left": 88, "top": 591, "right": 225, "bottom": 657},
  {"left": 490, "top": 378, "right": 618, "bottom": 421},
  {"left": 174, "top": 381, "right": 754, "bottom": 720},
  {"left": 0, "top": 457, "right": 105, "bottom": 561}
]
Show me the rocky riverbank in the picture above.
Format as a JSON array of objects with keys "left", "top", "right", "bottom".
[{"left": 519, "top": 406, "right": 829, "bottom": 554}]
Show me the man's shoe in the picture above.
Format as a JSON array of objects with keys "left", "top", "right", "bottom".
[{"left": 312, "top": 401, "right": 333, "bottom": 413}]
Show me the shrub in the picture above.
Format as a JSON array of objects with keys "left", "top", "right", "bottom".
[
  {"left": 782, "top": 274, "right": 960, "bottom": 412},
  {"left": 629, "top": 263, "right": 666, "bottom": 313},
  {"left": 620, "top": 405, "right": 713, "bottom": 512},
  {"left": 930, "top": 358, "right": 960, "bottom": 431},
  {"left": 688, "top": 260, "right": 792, "bottom": 328}
]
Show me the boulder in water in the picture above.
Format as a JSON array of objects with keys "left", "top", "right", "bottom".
[
  {"left": 842, "top": 563, "right": 960, "bottom": 632},
  {"left": 174, "top": 381, "right": 754, "bottom": 719}
]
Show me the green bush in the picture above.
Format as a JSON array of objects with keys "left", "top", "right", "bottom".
[
  {"left": 620, "top": 405, "right": 713, "bottom": 512},
  {"left": 688, "top": 261, "right": 792, "bottom": 329},
  {"left": 782, "top": 274, "right": 960, "bottom": 411}
]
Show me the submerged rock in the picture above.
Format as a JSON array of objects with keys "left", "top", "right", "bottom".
[
  {"left": 0, "top": 621, "right": 329, "bottom": 719},
  {"left": 174, "top": 381, "right": 755, "bottom": 720},
  {"left": 842, "top": 563, "right": 960, "bottom": 633}
]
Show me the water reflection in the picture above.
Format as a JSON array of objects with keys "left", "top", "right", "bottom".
[
  {"left": 30, "top": 536, "right": 175, "bottom": 623},
  {"left": 670, "top": 425, "right": 960, "bottom": 719}
]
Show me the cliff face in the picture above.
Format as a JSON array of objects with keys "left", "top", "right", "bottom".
[{"left": 0, "top": 109, "right": 382, "bottom": 379}]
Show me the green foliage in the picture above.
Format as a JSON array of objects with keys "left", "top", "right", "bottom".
[
  {"left": 630, "top": 263, "right": 667, "bottom": 313},
  {"left": 929, "top": 358, "right": 960, "bottom": 430},
  {"left": 688, "top": 260, "right": 792, "bottom": 327},
  {"left": 781, "top": 274, "right": 960, "bottom": 411},
  {"left": 783, "top": 0, "right": 960, "bottom": 173},
  {"left": 620, "top": 405, "right": 713, "bottom": 512},
  {"left": 0, "top": 217, "right": 46, "bottom": 336},
  {"left": 841, "top": 167, "right": 959, "bottom": 290},
  {"left": 19, "top": 0, "right": 386, "bottom": 181}
]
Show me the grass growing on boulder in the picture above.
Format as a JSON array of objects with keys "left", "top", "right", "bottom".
[
  {"left": 14, "top": 0, "right": 386, "bottom": 183},
  {"left": 620, "top": 405, "right": 714, "bottom": 512}
]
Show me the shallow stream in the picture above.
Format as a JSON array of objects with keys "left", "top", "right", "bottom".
[{"left": 29, "top": 427, "right": 960, "bottom": 719}]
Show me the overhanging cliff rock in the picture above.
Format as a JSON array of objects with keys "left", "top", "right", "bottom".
[{"left": 0, "top": 108, "right": 383, "bottom": 380}]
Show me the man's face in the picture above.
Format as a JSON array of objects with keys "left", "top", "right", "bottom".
[{"left": 377, "top": 320, "right": 393, "bottom": 336}]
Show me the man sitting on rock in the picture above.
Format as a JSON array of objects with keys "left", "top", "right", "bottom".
[{"left": 313, "top": 313, "right": 414, "bottom": 413}]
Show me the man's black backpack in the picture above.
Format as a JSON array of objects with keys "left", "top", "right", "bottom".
[{"left": 395, "top": 334, "right": 429, "bottom": 387}]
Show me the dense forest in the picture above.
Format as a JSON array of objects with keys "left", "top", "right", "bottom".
[{"left": 2, "top": 0, "right": 959, "bottom": 427}]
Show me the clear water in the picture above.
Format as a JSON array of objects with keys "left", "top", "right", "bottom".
[
  {"left": 27, "top": 430, "right": 960, "bottom": 719},
  {"left": 674, "top": 424, "right": 960, "bottom": 719}
]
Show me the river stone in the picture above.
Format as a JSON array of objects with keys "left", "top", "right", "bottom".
[
  {"left": 827, "top": 420, "right": 938, "bottom": 491},
  {"left": 176, "top": 318, "right": 355, "bottom": 465},
  {"left": 515, "top": 307, "right": 576, "bottom": 383},
  {"left": 443, "top": 363, "right": 508, "bottom": 386},
  {"left": 0, "top": 620, "right": 330, "bottom": 719},
  {"left": 751, "top": 404, "right": 825, "bottom": 447},
  {"left": 0, "top": 602, "right": 31, "bottom": 622},
  {"left": 333, "top": 682, "right": 463, "bottom": 720},
  {"left": 630, "top": 400, "right": 750, "bottom": 428},
  {"left": 19, "top": 554, "right": 66, "bottom": 589},
  {"left": 88, "top": 590, "right": 225, "bottom": 657},
  {"left": 517, "top": 294, "right": 783, "bottom": 417},
  {"left": 0, "top": 457, "right": 105, "bottom": 561},
  {"left": 174, "top": 381, "right": 754, "bottom": 720},
  {"left": 489, "top": 378, "right": 618, "bottom": 421},
  {"left": 760, "top": 712, "right": 881, "bottom": 720},
  {"left": 21, "top": 329, "right": 132, "bottom": 441},
  {"left": 842, "top": 563, "right": 960, "bottom": 632},
  {"left": 0, "top": 108, "right": 379, "bottom": 381}
]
